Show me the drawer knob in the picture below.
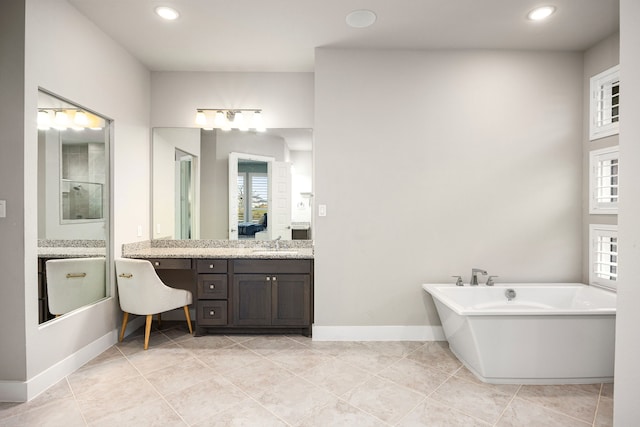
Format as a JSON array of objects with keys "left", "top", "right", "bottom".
[
  {"left": 209, "top": 310, "right": 215, "bottom": 316},
  {"left": 209, "top": 284, "right": 215, "bottom": 289},
  {"left": 273, "top": 276, "right": 277, "bottom": 281},
  {"left": 154, "top": 262, "right": 160, "bottom": 266},
  {"left": 209, "top": 264, "right": 214, "bottom": 269}
]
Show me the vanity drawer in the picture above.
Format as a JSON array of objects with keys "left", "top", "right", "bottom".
[
  {"left": 197, "top": 300, "right": 228, "bottom": 325},
  {"left": 233, "top": 259, "right": 312, "bottom": 274},
  {"left": 197, "top": 274, "right": 228, "bottom": 299},
  {"left": 147, "top": 258, "right": 192, "bottom": 270},
  {"left": 195, "top": 259, "right": 228, "bottom": 274}
]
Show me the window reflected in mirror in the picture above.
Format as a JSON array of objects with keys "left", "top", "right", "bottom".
[{"left": 37, "top": 89, "right": 111, "bottom": 324}]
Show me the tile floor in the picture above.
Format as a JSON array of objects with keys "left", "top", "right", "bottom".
[{"left": 0, "top": 324, "right": 614, "bottom": 426}]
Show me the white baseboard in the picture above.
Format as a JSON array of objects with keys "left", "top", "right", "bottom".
[
  {"left": 0, "top": 330, "right": 118, "bottom": 403},
  {"left": 311, "top": 325, "right": 445, "bottom": 341}
]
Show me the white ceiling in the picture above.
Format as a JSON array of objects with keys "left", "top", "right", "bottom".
[{"left": 67, "top": 0, "right": 619, "bottom": 73}]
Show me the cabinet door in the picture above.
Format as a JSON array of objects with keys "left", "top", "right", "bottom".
[
  {"left": 233, "top": 274, "right": 271, "bottom": 326},
  {"left": 271, "top": 274, "right": 310, "bottom": 326}
]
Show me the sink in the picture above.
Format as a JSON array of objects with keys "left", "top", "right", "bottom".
[{"left": 251, "top": 250, "right": 299, "bottom": 256}]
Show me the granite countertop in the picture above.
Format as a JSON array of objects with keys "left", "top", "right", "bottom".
[
  {"left": 38, "top": 247, "right": 107, "bottom": 258},
  {"left": 123, "top": 247, "right": 314, "bottom": 259},
  {"left": 122, "top": 239, "right": 314, "bottom": 259},
  {"left": 38, "top": 240, "right": 106, "bottom": 258}
]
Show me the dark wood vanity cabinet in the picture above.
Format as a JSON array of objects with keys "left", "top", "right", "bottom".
[
  {"left": 232, "top": 259, "right": 312, "bottom": 334},
  {"left": 138, "top": 256, "right": 313, "bottom": 336},
  {"left": 189, "top": 258, "right": 313, "bottom": 336}
]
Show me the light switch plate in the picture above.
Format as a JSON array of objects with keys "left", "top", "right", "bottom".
[
  {"left": 318, "top": 204, "right": 327, "bottom": 217},
  {"left": 0, "top": 200, "right": 6, "bottom": 218}
]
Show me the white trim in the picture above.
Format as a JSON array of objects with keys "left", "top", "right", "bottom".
[
  {"left": 589, "top": 146, "right": 619, "bottom": 214},
  {"left": 589, "top": 224, "right": 618, "bottom": 290},
  {"left": 589, "top": 65, "right": 620, "bottom": 141},
  {"left": 0, "top": 329, "right": 117, "bottom": 402},
  {"left": 311, "top": 325, "right": 446, "bottom": 341}
]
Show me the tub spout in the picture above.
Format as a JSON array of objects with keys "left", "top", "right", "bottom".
[{"left": 470, "top": 268, "right": 487, "bottom": 286}]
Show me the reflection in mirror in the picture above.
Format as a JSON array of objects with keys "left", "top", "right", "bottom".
[
  {"left": 152, "top": 128, "right": 313, "bottom": 241},
  {"left": 228, "top": 153, "right": 275, "bottom": 240},
  {"left": 37, "top": 89, "right": 110, "bottom": 324}
]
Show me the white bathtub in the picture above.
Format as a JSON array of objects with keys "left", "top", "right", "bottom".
[{"left": 422, "top": 283, "right": 616, "bottom": 384}]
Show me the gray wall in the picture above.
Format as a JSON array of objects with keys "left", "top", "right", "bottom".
[
  {"left": 0, "top": 0, "right": 27, "bottom": 383},
  {"left": 0, "top": 0, "right": 150, "bottom": 400},
  {"left": 314, "top": 49, "right": 584, "bottom": 332},
  {"left": 615, "top": 0, "right": 640, "bottom": 423}
]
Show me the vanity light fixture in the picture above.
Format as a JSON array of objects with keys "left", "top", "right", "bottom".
[
  {"left": 38, "top": 108, "right": 105, "bottom": 130},
  {"left": 155, "top": 6, "right": 180, "bottom": 21},
  {"left": 527, "top": 5, "right": 556, "bottom": 21},
  {"left": 194, "top": 109, "right": 266, "bottom": 132}
]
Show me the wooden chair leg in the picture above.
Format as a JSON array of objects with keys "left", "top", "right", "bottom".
[
  {"left": 157, "top": 312, "right": 162, "bottom": 328},
  {"left": 144, "top": 314, "right": 153, "bottom": 350},
  {"left": 183, "top": 306, "right": 193, "bottom": 334},
  {"left": 119, "top": 312, "right": 129, "bottom": 342}
]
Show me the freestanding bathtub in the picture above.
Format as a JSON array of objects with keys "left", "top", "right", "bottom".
[{"left": 422, "top": 283, "right": 616, "bottom": 384}]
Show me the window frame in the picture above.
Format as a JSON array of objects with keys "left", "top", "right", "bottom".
[
  {"left": 589, "top": 65, "right": 620, "bottom": 141},
  {"left": 589, "top": 146, "right": 619, "bottom": 214},
  {"left": 589, "top": 224, "right": 618, "bottom": 290}
]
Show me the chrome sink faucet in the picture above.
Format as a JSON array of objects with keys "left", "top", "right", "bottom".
[
  {"left": 470, "top": 268, "right": 487, "bottom": 286},
  {"left": 273, "top": 235, "right": 282, "bottom": 251}
]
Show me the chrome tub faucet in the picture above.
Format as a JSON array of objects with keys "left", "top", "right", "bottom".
[{"left": 470, "top": 268, "right": 487, "bottom": 286}]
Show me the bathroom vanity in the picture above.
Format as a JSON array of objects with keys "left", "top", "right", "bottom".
[{"left": 123, "top": 241, "right": 314, "bottom": 336}]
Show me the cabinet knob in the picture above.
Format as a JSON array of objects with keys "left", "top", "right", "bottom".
[
  {"left": 273, "top": 276, "right": 277, "bottom": 281},
  {"left": 266, "top": 277, "right": 271, "bottom": 281},
  {"left": 209, "top": 264, "right": 214, "bottom": 269},
  {"left": 154, "top": 261, "right": 160, "bottom": 266},
  {"left": 209, "top": 284, "right": 215, "bottom": 289},
  {"left": 209, "top": 310, "right": 215, "bottom": 316}
]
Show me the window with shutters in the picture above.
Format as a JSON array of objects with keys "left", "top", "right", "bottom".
[
  {"left": 589, "top": 65, "right": 620, "bottom": 141},
  {"left": 589, "top": 146, "right": 619, "bottom": 214},
  {"left": 589, "top": 224, "right": 618, "bottom": 290},
  {"left": 238, "top": 172, "right": 267, "bottom": 223}
]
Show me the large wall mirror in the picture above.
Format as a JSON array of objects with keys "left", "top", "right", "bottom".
[
  {"left": 152, "top": 128, "right": 313, "bottom": 241},
  {"left": 37, "top": 89, "right": 111, "bottom": 324}
]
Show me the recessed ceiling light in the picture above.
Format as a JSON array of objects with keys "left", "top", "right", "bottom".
[
  {"left": 155, "top": 6, "right": 180, "bottom": 21},
  {"left": 527, "top": 6, "right": 556, "bottom": 21},
  {"left": 346, "top": 9, "right": 377, "bottom": 29}
]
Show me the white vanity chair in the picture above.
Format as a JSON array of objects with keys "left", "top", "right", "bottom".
[
  {"left": 115, "top": 258, "right": 193, "bottom": 350},
  {"left": 45, "top": 257, "right": 106, "bottom": 317}
]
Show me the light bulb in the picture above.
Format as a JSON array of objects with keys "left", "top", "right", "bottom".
[
  {"left": 74, "top": 111, "right": 89, "bottom": 127},
  {"left": 195, "top": 111, "right": 207, "bottom": 126},
  {"left": 54, "top": 111, "right": 69, "bottom": 130},
  {"left": 236, "top": 111, "right": 248, "bottom": 131},
  {"left": 37, "top": 110, "right": 51, "bottom": 130},
  {"left": 215, "top": 111, "right": 226, "bottom": 127},
  {"left": 252, "top": 111, "right": 266, "bottom": 132}
]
